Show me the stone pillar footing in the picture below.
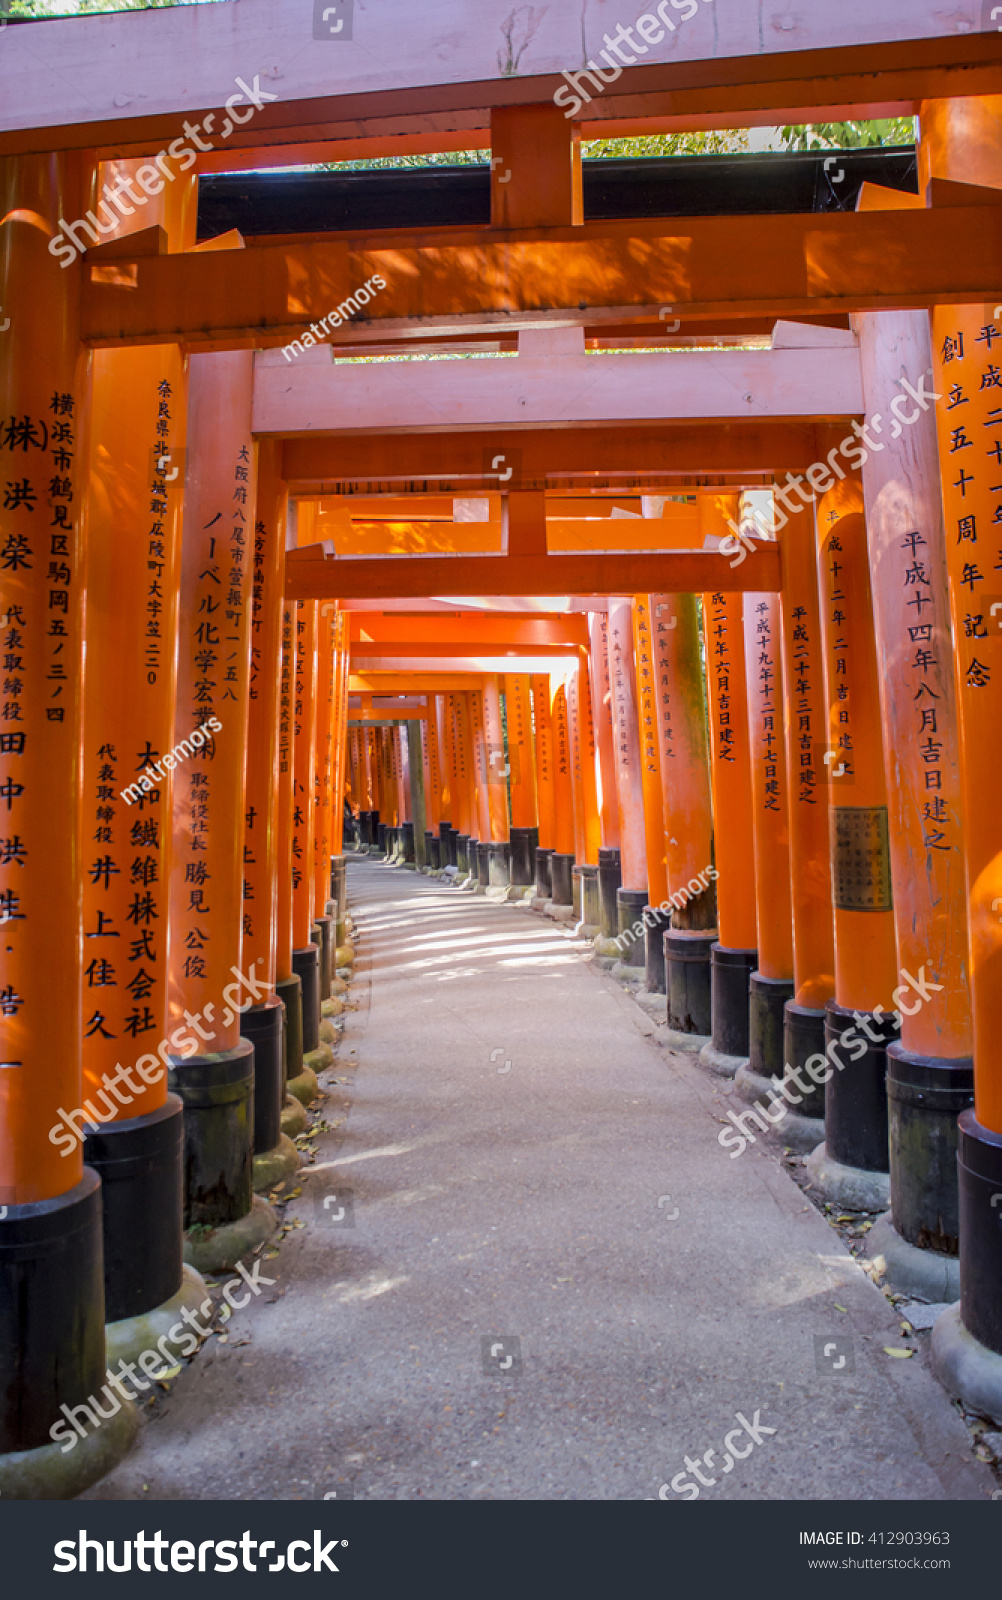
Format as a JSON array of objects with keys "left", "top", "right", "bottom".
[
  {"left": 698, "top": 1041, "right": 749, "bottom": 1079},
  {"left": 865, "top": 1212, "right": 960, "bottom": 1304},
  {"left": 732, "top": 1066, "right": 824, "bottom": 1154},
  {"left": 105, "top": 1261, "right": 210, "bottom": 1371},
  {"left": 932, "top": 1305, "right": 1002, "bottom": 1429},
  {"left": 182, "top": 1194, "right": 277, "bottom": 1276},
  {"left": 252, "top": 1132, "right": 300, "bottom": 1193},
  {"left": 664, "top": 1027, "right": 711, "bottom": 1056},
  {"left": 804, "top": 1141, "right": 891, "bottom": 1213},
  {"left": 281, "top": 1094, "right": 307, "bottom": 1139},
  {"left": 0, "top": 1399, "right": 139, "bottom": 1502}
]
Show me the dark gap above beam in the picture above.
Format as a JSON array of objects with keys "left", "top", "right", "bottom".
[{"left": 198, "top": 147, "right": 918, "bottom": 240}]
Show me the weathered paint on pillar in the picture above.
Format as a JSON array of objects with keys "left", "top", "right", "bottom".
[
  {"left": 607, "top": 598, "right": 648, "bottom": 893},
  {"left": 649, "top": 592, "right": 716, "bottom": 928},
  {"left": 856, "top": 309, "right": 972, "bottom": 1059},
  {"left": 777, "top": 513, "right": 836, "bottom": 1008},
  {"left": 743, "top": 592, "right": 794, "bottom": 982},
  {"left": 243, "top": 438, "right": 284, "bottom": 990},
  {"left": 632, "top": 595, "right": 668, "bottom": 907},
  {"left": 814, "top": 453, "right": 898, "bottom": 1015},
  {"left": 504, "top": 674, "right": 537, "bottom": 831},
  {"left": 483, "top": 674, "right": 510, "bottom": 842},
  {"left": 0, "top": 152, "right": 89, "bottom": 1202},
  {"left": 588, "top": 612, "right": 621, "bottom": 850},
  {"left": 531, "top": 674, "right": 556, "bottom": 849},
  {"left": 292, "top": 600, "right": 318, "bottom": 948},
  {"left": 80, "top": 345, "right": 186, "bottom": 1129},
  {"left": 167, "top": 351, "right": 256, "bottom": 1058}
]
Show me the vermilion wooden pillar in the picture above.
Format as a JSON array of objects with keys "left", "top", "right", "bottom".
[
  {"left": 809, "top": 452, "right": 899, "bottom": 1202},
  {"left": 0, "top": 151, "right": 128, "bottom": 1478},
  {"left": 700, "top": 504, "right": 760, "bottom": 1073},
  {"left": 607, "top": 598, "right": 648, "bottom": 964},
  {"left": 649, "top": 593, "right": 715, "bottom": 927},
  {"left": 776, "top": 506, "right": 836, "bottom": 1132},
  {"left": 167, "top": 350, "right": 275, "bottom": 1268},
  {"left": 588, "top": 612, "right": 621, "bottom": 850},
  {"left": 291, "top": 599, "right": 323, "bottom": 1081},
  {"left": 632, "top": 596, "right": 669, "bottom": 908},
  {"left": 80, "top": 340, "right": 191, "bottom": 1334},
  {"left": 921, "top": 87, "right": 1002, "bottom": 1395},
  {"left": 482, "top": 675, "right": 510, "bottom": 891},
  {"left": 275, "top": 597, "right": 300, "bottom": 1080},
  {"left": 237, "top": 439, "right": 289, "bottom": 1179},
  {"left": 853, "top": 304, "right": 975, "bottom": 1287},
  {"left": 504, "top": 673, "right": 537, "bottom": 890},
  {"left": 470, "top": 686, "right": 491, "bottom": 846},
  {"left": 740, "top": 590, "right": 795, "bottom": 1094}
]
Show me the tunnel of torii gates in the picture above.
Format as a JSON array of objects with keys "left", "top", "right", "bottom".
[{"left": 4, "top": 0, "right": 1002, "bottom": 1497}]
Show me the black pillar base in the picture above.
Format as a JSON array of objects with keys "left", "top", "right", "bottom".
[
  {"left": 749, "top": 972, "right": 795, "bottom": 1081},
  {"left": 578, "top": 863, "right": 600, "bottom": 928},
  {"left": 644, "top": 907, "right": 672, "bottom": 995},
  {"left": 824, "top": 1000, "right": 899, "bottom": 1174},
  {"left": 400, "top": 821, "right": 415, "bottom": 864},
  {"left": 377, "top": 822, "right": 388, "bottom": 853},
  {"left": 666, "top": 929, "right": 716, "bottom": 1033},
  {"left": 425, "top": 831, "right": 441, "bottom": 869},
  {"left": 313, "top": 913, "right": 334, "bottom": 1000},
  {"left": 510, "top": 826, "right": 537, "bottom": 887},
  {"left": 958, "top": 1111, "right": 1002, "bottom": 1356},
  {"left": 709, "top": 944, "right": 757, "bottom": 1058},
  {"left": 477, "top": 841, "right": 490, "bottom": 887},
  {"left": 783, "top": 1001, "right": 827, "bottom": 1120},
  {"left": 292, "top": 943, "right": 320, "bottom": 1054},
  {"left": 551, "top": 852, "right": 575, "bottom": 906},
  {"left": 0, "top": 1170, "right": 106, "bottom": 1452},
  {"left": 240, "top": 994, "right": 285, "bottom": 1155},
  {"left": 83, "top": 1097, "right": 184, "bottom": 1325},
  {"left": 617, "top": 887, "right": 648, "bottom": 969},
  {"left": 168, "top": 1039, "right": 255, "bottom": 1230},
  {"left": 456, "top": 833, "right": 470, "bottom": 874},
  {"left": 598, "top": 847, "right": 622, "bottom": 939},
  {"left": 888, "top": 1044, "right": 973, "bottom": 1255},
  {"left": 276, "top": 972, "right": 303, "bottom": 1090},
  {"left": 534, "top": 846, "right": 553, "bottom": 900},
  {"left": 487, "top": 840, "right": 512, "bottom": 887}
]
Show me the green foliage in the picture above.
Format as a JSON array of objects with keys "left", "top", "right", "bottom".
[{"left": 777, "top": 119, "right": 916, "bottom": 151}]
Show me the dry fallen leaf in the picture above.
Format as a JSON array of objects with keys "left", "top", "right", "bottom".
[
  {"left": 834, "top": 1303, "right": 848, "bottom": 1313},
  {"left": 883, "top": 1347, "right": 915, "bottom": 1359}
]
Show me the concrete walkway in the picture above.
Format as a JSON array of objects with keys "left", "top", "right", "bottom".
[{"left": 84, "top": 859, "right": 994, "bottom": 1501}]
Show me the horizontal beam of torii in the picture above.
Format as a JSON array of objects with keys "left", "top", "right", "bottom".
[
  {"left": 347, "top": 615, "right": 590, "bottom": 648},
  {"left": 253, "top": 331, "right": 863, "bottom": 436},
  {"left": 1, "top": 1, "right": 999, "bottom": 157},
  {"left": 82, "top": 199, "right": 1002, "bottom": 349}
]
